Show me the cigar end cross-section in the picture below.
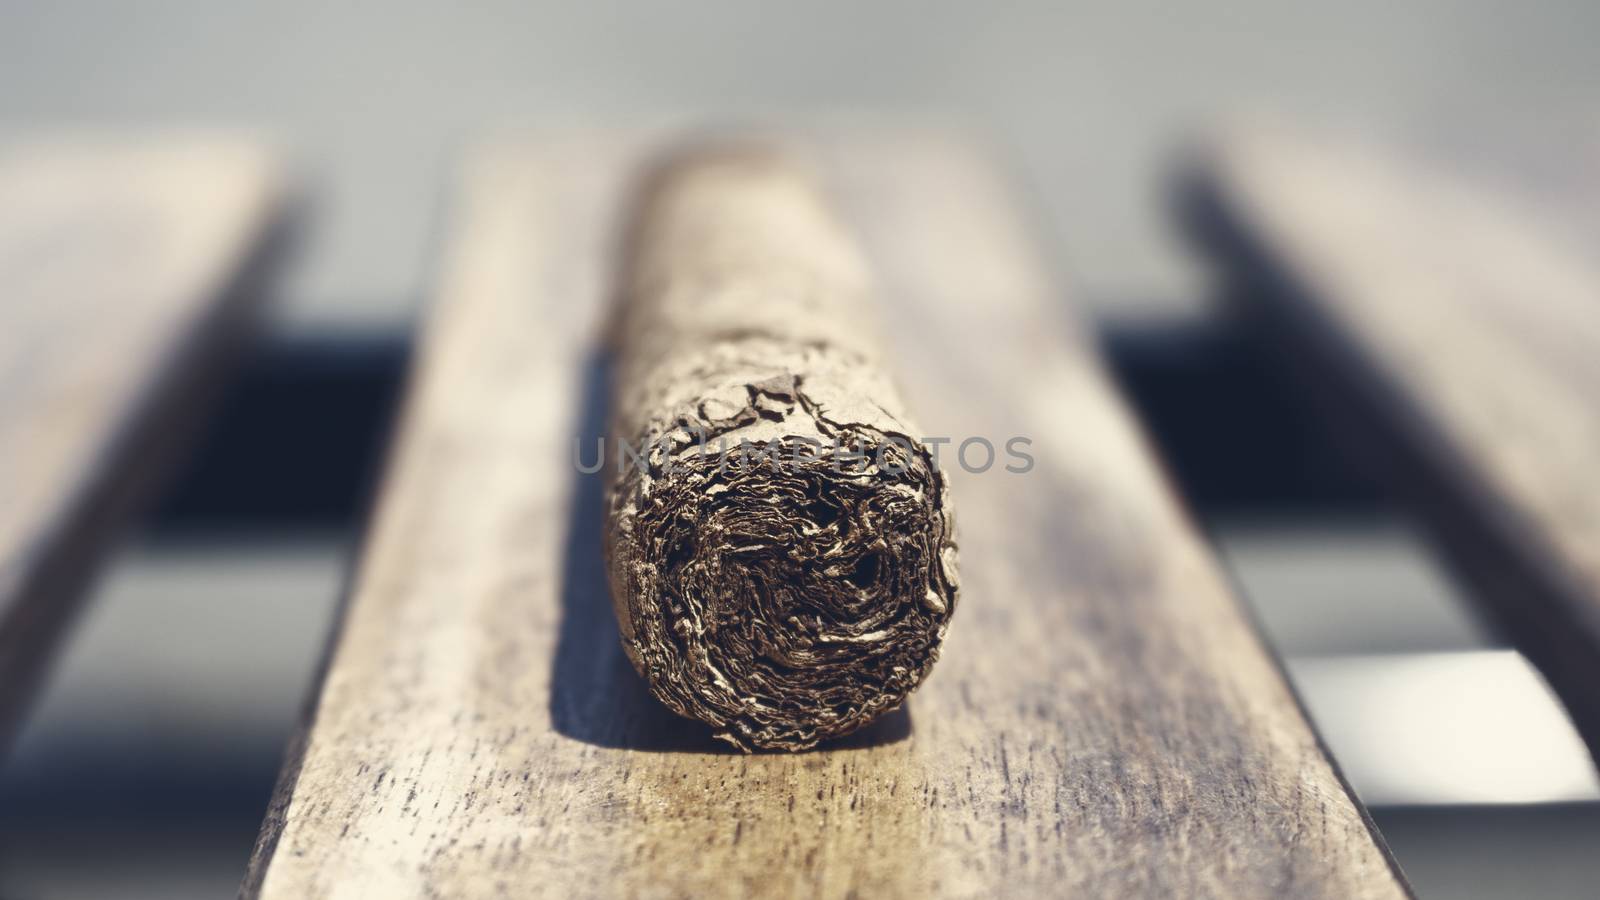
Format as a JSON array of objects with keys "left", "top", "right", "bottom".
[{"left": 603, "top": 144, "right": 960, "bottom": 752}]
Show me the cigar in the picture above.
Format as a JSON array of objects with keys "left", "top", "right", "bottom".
[{"left": 603, "top": 143, "right": 960, "bottom": 751}]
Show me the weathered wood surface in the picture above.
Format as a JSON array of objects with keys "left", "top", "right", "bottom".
[
  {"left": 0, "top": 138, "right": 290, "bottom": 744},
  {"left": 244, "top": 134, "right": 1407, "bottom": 899},
  {"left": 1186, "top": 126, "right": 1600, "bottom": 755}
]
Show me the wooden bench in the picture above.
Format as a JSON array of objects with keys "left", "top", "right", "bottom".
[
  {"left": 0, "top": 138, "right": 291, "bottom": 746},
  {"left": 1185, "top": 126, "right": 1600, "bottom": 757},
  {"left": 237, "top": 134, "right": 1407, "bottom": 898}
]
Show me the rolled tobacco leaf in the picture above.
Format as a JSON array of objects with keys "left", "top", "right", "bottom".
[{"left": 603, "top": 143, "right": 959, "bottom": 751}]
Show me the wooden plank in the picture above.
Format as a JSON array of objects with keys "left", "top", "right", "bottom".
[
  {"left": 244, "top": 134, "right": 1407, "bottom": 899},
  {"left": 0, "top": 137, "right": 291, "bottom": 744},
  {"left": 1184, "top": 126, "right": 1600, "bottom": 755}
]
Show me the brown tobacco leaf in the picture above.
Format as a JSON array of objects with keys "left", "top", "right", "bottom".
[{"left": 604, "top": 144, "right": 959, "bottom": 751}]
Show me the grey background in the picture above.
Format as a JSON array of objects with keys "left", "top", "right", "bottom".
[{"left": 4, "top": 0, "right": 1597, "bottom": 331}]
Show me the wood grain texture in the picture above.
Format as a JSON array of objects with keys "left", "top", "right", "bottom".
[
  {"left": 244, "top": 133, "right": 1407, "bottom": 899},
  {"left": 0, "top": 137, "right": 291, "bottom": 743},
  {"left": 1185, "top": 126, "right": 1600, "bottom": 755}
]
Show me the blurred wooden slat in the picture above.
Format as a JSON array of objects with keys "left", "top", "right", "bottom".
[
  {"left": 0, "top": 138, "right": 291, "bottom": 745},
  {"left": 1187, "top": 126, "right": 1600, "bottom": 754},
  {"left": 244, "top": 134, "right": 1406, "bottom": 899}
]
